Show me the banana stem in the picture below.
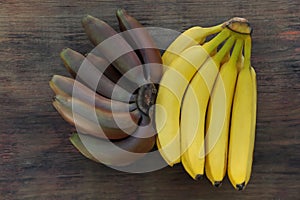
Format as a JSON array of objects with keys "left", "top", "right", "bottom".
[
  {"left": 244, "top": 36, "right": 252, "bottom": 69},
  {"left": 230, "top": 39, "right": 244, "bottom": 65},
  {"left": 203, "top": 28, "right": 231, "bottom": 54},
  {"left": 202, "top": 23, "right": 224, "bottom": 36},
  {"left": 214, "top": 36, "right": 236, "bottom": 64}
]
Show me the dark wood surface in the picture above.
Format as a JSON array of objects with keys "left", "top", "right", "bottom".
[{"left": 1, "top": 0, "right": 299, "bottom": 199}]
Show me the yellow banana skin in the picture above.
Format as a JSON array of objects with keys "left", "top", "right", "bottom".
[
  {"left": 180, "top": 36, "right": 236, "bottom": 179},
  {"left": 204, "top": 39, "right": 244, "bottom": 186},
  {"left": 162, "top": 24, "right": 224, "bottom": 67},
  {"left": 155, "top": 29, "right": 231, "bottom": 166},
  {"left": 227, "top": 36, "right": 257, "bottom": 190}
]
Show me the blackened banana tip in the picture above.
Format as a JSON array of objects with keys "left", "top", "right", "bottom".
[
  {"left": 195, "top": 174, "right": 204, "bottom": 180},
  {"left": 53, "top": 95, "right": 62, "bottom": 103},
  {"left": 51, "top": 95, "right": 57, "bottom": 102},
  {"left": 214, "top": 181, "right": 222, "bottom": 188},
  {"left": 236, "top": 182, "right": 245, "bottom": 191}
]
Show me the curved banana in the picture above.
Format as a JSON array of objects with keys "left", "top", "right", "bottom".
[
  {"left": 53, "top": 95, "right": 141, "bottom": 140},
  {"left": 204, "top": 38, "right": 244, "bottom": 186},
  {"left": 162, "top": 23, "right": 224, "bottom": 67},
  {"left": 49, "top": 75, "right": 136, "bottom": 112},
  {"left": 82, "top": 15, "right": 147, "bottom": 87},
  {"left": 86, "top": 53, "right": 137, "bottom": 92},
  {"left": 116, "top": 8, "right": 163, "bottom": 83},
  {"left": 180, "top": 36, "right": 236, "bottom": 179},
  {"left": 227, "top": 36, "right": 257, "bottom": 190},
  {"left": 84, "top": 53, "right": 121, "bottom": 84},
  {"left": 69, "top": 114, "right": 156, "bottom": 166},
  {"left": 155, "top": 28, "right": 232, "bottom": 166},
  {"left": 60, "top": 48, "right": 135, "bottom": 103}
]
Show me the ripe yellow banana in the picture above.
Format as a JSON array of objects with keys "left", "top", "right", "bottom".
[
  {"left": 180, "top": 36, "right": 236, "bottom": 180},
  {"left": 204, "top": 38, "right": 244, "bottom": 186},
  {"left": 227, "top": 36, "right": 257, "bottom": 190},
  {"left": 155, "top": 28, "right": 232, "bottom": 166},
  {"left": 162, "top": 24, "right": 224, "bottom": 67}
]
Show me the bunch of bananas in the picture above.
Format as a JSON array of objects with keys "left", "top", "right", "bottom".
[
  {"left": 156, "top": 18, "right": 257, "bottom": 190},
  {"left": 50, "top": 9, "right": 162, "bottom": 166},
  {"left": 50, "top": 8, "right": 257, "bottom": 190}
]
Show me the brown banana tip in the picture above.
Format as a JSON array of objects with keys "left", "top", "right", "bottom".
[
  {"left": 224, "top": 17, "right": 252, "bottom": 35},
  {"left": 214, "top": 181, "right": 222, "bottom": 188},
  {"left": 195, "top": 174, "right": 204, "bottom": 180},
  {"left": 236, "top": 182, "right": 246, "bottom": 191}
]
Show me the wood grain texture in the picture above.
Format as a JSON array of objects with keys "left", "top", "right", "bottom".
[{"left": 0, "top": 0, "right": 299, "bottom": 199}]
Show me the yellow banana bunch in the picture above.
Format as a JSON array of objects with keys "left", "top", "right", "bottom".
[
  {"left": 155, "top": 28, "right": 232, "bottom": 166},
  {"left": 156, "top": 17, "right": 257, "bottom": 190}
]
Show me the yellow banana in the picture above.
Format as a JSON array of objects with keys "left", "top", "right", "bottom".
[
  {"left": 180, "top": 36, "right": 236, "bottom": 179},
  {"left": 155, "top": 28, "right": 232, "bottom": 166},
  {"left": 227, "top": 36, "right": 257, "bottom": 190},
  {"left": 162, "top": 24, "right": 224, "bottom": 67},
  {"left": 204, "top": 38, "right": 244, "bottom": 186}
]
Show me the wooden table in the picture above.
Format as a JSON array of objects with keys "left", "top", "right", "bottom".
[{"left": 0, "top": 0, "right": 299, "bottom": 199}]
